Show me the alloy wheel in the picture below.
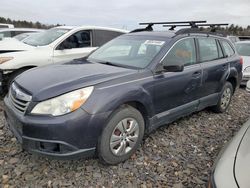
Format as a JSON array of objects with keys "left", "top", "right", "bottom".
[{"left": 110, "top": 118, "right": 139, "bottom": 156}]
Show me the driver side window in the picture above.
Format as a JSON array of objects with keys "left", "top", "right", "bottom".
[
  {"left": 162, "top": 38, "right": 196, "bottom": 66},
  {"left": 57, "top": 30, "right": 91, "bottom": 50}
]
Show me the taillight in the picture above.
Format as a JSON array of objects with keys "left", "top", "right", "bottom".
[{"left": 240, "top": 57, "right": 243, "bottom": 65}]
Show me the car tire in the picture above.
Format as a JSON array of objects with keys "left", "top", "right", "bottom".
[
  {"left": 98, "top": 105, "right": 145, "bottom": 165},
  {"left": 212, "top": 81, "right": 233, "bottom": 113}
]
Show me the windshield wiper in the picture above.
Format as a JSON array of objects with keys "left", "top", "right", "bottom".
[{"left": 98, "top": 61, "right": 122, "bottom": 67}]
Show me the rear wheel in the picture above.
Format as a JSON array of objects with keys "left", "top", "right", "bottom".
[
  {"left": 98, "top": 106, "right": 145, "bottom": 165},
  {"left": 212, "top": 82, "right": 233, "bottom": 113}
]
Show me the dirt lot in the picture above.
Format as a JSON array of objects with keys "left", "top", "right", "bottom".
[{"left": 0, "top": 88, "right": 250, "bottom": 188}]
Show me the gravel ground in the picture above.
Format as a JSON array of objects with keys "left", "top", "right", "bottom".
[{"left": 0, "top": 88, "right": 250, "bottom": 188}]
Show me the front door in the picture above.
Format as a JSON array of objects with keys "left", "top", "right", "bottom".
[
  {"left": 152, "top": 38, "right": 202, "bottom": 124},
  {"left": 53, "top": 30, "right": 97, "bottom": 63}
]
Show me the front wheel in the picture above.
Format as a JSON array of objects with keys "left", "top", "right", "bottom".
[
  {"left": 212, "top": 82, "right": 233, "bottom": 113},
  {"left": 98, "top": 106, "right": 145, "bottom": 165}
]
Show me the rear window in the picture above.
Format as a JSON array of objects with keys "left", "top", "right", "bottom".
[
  {"left": 198, "top": 38, "right": 219, "bottom": 62},
  {"left": 221, "top": 41, "right": 235, "bottom": 57}
]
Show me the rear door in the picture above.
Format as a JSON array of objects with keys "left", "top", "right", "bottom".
[
  {"left": 152, "top": 37, "right": 202, "bottom": 123},
  {"left": 197, "top": 37, "right": 228, "bottom": 101},
  {"left": 53, "top": 30, "right": 97, "bottom": 63}
]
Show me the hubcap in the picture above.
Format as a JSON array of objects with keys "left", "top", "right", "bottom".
[
  {"left": 221, "top": 88, "right": 231, "bottom": 109},
  {"left": 110, "top": 118, "right": 139, "bottom": 156}
]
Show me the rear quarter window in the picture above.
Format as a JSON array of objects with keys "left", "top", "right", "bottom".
[
  {"left": 221, "top": 40, "right": 235, "bottom": 57},
  {"left": 93, "top": 30, "right": 125, "bottom": 46}
]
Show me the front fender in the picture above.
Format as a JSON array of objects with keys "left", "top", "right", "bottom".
[{"left": 82, "top": 85, "right": 154, "bottom": 118}]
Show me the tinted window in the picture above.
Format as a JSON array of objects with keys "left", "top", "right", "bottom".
[
  {"left": 94, "top": 30, "right": 125, "bottom": 46},
  {"left": 198, "top": 38, "right": 219, "bottom": 62},
  {"left": 162, "top": 38, "right": 196, "bottom": 66},
  {"left": 221, "top": 41, "right": 235, "bottom": 57}
]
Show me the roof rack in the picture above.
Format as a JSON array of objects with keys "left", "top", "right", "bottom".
[
  {"left": 130, "top": 21, "right": 206, "bottom": 33},
  {"left": 175, "top": 23, "right": 229, "bottom": 36}
]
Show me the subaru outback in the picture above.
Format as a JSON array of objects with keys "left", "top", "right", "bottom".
[{"left": 4, "top": 21, "right": 242, "bottom": 164}]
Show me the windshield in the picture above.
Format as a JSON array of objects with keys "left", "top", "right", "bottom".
[
  {"left": 236, "top": 43, "right": 250, "bottom": 56},
  {"left": 14, "top": 33, "right": 30, "bottom": 41},
  {"left": 88, "top": 36, "right": 167, "bottom": 69},
  {"left": 23, "top": 28, "right": 70, "bottom": 46}
]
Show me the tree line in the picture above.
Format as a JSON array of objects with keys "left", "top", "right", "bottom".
[
  {"left": 0, "top": 17, "right": 60, "bottom": 29},
  {"left": 200, "top": 24, "right": 250, "bottom": 36}
]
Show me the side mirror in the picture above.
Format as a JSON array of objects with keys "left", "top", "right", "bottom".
[
  {"left": 163, "top": 65, "right": 184, "bottom": 72},
  {"left": 246, "top": 80, "right": 250, "bottom": 93}
]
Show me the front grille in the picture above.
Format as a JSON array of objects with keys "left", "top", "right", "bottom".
[{"left": 9, "top": 83, "right": 32, "bottom": 113}]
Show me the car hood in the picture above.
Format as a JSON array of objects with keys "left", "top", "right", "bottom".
[
  {"left": 241, "top": 56, "right": 250, "bottom": 70},
  {"left": 0, "top": 38, "right": 34, "bottom": 53},
  {"left": 234, "top": 121, "right": 250, "bottom": 188},
  {"left": 15, "top": 59, "right": 136, "bottom": 101}
]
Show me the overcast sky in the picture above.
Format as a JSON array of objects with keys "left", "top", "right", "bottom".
[{"left": 1, "top": 0, "right": 250, "bottom": 30}]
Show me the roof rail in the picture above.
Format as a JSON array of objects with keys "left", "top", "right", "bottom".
[
  {"left": 130, "top": 20, "right": 206, "bottom": 33},
  {"left": 175, "top": 28, "right": 226, "bottom": 37}
]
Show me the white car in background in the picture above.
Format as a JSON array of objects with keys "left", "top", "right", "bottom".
[
  {"left": 0, "top": 32, "right": 44, "bottom": 54},
  {"left": 0, "top": 28, "right": 42, "bottom": 40},
  {"left": 235, "top": 41, "right": 250, "bottom": 85},
  {"left": 0, "top": 26, "right": 127, "bottom": 93},
  {"left": 0, "top": 23, "right": 14, "bottom": 29}
]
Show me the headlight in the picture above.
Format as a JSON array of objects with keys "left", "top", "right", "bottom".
[
  {"left": 31, "top": 86, "right": 94, "bottom": 116},
  {"left": 0, "top": 57, "right": 13, "bottom": 64}
]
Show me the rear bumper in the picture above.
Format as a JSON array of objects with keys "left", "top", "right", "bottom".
[{"left": 4, "top": 95, "right": 111, "bottom": 159}]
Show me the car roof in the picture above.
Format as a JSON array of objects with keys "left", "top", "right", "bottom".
[{"left": 55, "top": 25, "right": 128, "bottom": 33}]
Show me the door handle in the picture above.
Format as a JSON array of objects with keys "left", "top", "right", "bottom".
[{"left": 192, "top": 71, "right": 201, "bottom": 78}]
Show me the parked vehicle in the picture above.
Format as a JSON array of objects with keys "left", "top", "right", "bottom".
[
  {"left": 0, "top": 26, "right": 127, "bottom": 93},
  {"left": 208, "top": 86, "right": 250, "bottom": 188},
  {"left": 4, "top": 21, "right": 242, "bottom": 164},
  {"left": 0, "top": 31, "right": 44, "bottom": 54},
  {"left": 0, "top": 28, "right": 42, "bottom": 40},
  {"left": 235, "top": 41, "right": 250, "bottom": 85},
  {"left": 0, "top": 23, "right": 14, "bottom": 29}
]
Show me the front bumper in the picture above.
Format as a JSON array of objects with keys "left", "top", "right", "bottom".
[{"left": 4, "top": 96, "right": 111, "bottom": 159}]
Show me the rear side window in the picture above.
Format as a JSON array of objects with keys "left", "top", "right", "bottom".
[
  {"left": 162, "top": 38, "right": 196, "bottom": 66},
  {"left": 94, "top": 30, "right": 124, "bottom": 46},
  {"left": 221, "top": 41, "right": 235, "bottom": 57},
  {"left": 198, "top": 38, "right": 219, "bottom": 62}
]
